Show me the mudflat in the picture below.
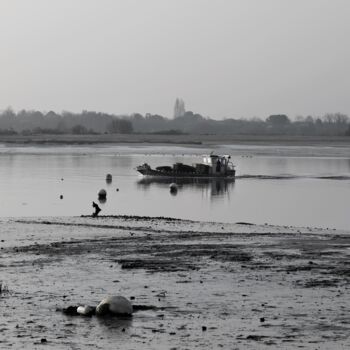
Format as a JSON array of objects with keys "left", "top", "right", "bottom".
[
  {"left": 0, "top": 216, "right": 349, "bottom": 349},
  {"left": 1, "top": 133, "right": 350, "bottom": 146}
]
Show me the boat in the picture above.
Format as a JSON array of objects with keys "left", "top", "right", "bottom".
[{"left": 136, "top": 154, "right": 235, "bottom": 178}]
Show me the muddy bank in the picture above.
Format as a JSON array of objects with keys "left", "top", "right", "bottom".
[
  {"left": 1, "top": 133, "right": 350, "bottom": 147},
  {"left": 0, "top": 216, "right": 349, "bottom": 349}
]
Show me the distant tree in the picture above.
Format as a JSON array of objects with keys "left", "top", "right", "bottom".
[
  {"left": 174, "top": 98, "right": 186, "bottom": 118},
  {"left": 323, "top": 113, "right": 349, "bottom": 125},
  {"left": 266, "top": 114, "right": 290, "bottom": 126},
  {"left": 71, "top": 124, "right": 88, "bottom": 134},
  {"left": 322, "top": 113, "right": 349, "bottom": 135},
  {"left": 108, "top": 118, "right": 133, "bottom": 134},
  {"left": 0, "top": 107, "right": 16, "bottom": 129},
  {"left": 346, "top": 125, "right": 350, "bottom": 136},
  {"left": 315, "top": 118, "right": 323, "bottom": 125},
  {"left": 305, "top": 116, "right": 314, "bottom": 124},
  {"left": 0, "top": 128, "right": 17, "bottom": 135},
  {"left": 56, "top": 119, "right": 67, "bottom": 132}
]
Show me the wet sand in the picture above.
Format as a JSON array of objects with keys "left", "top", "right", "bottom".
[{"left": 0, "top": 216, "right": 349, "bottom": 349}]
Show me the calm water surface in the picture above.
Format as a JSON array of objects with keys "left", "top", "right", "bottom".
[{"left": 0, "top": 144, "right": 349, "bottom": 229}]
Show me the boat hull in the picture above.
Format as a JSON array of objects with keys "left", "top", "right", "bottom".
[{"left": 137, "top": 168, "right": 235, "bottom": 178}]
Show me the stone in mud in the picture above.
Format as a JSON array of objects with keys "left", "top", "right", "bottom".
[
  {"left": 246, "top": 335, "right": 265, "bottom": 341},
  {"left": 96, "top": 296, "right": 133, "bottom": 316},
  {"left": 62, "top": 306, "right": 79, "bottom": 316},
  {"left": 132, "top": 304, "right": 158, "bottom": 311},
  {"left": 77, "top": 305, "right": 95, "bottom": 316}
]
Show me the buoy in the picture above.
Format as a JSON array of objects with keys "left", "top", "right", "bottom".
[
  {"left": 169, "top": 183, "right": 178, "bottom": 193},
  {"left": 60, "top": 195, "right": 63, "bottom": 199},
  {"left": 106, "top": 174, "right": 112, "bottom": 183},
  {"left": 96, "top": 296, "right": 133, "bottom": 316},
  {"left": 98, "top": 189, "right": 107, "bottom": 199}
]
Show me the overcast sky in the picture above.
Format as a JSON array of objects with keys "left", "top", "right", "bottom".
[{"left": 0, "top": 0, "right": 349, "bottom": 119}]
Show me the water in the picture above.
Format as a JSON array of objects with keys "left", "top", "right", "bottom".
[{"left": 0, "top": 143, "right": 349, "bottom": 229}]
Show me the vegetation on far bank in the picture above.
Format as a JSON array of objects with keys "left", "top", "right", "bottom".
[{"left": 0, "top": 107, "right": 349, "bottom": 137}]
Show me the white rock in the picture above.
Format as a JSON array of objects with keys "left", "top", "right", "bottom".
[
  {"left": 96, "top": 296, "right": 133, "bottom": 316},
  {"left": 77, "top": 305, "right": 95, "bottom": 316}
]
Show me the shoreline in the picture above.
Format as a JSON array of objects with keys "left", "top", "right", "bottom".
[
  {"left": 1, "top": 133, "right": 350, "bottom": 146},
  {"left": 1, "top": 216, "right": 349, "bottom": 349}
]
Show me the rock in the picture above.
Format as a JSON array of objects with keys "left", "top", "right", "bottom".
[
  {"left": 202, "top": 326, "right": 207, "bottom": 331},
  {"left": 246, "top": 335, "right": 264, "bottom": 341},
  {"left": 62, "top": 306, "right": 79, "bottom": 316},
  {"left": 41, "top": 338, "right": 47, "bottom": 343},
  {"left": 77, "top": 305, "right": 95, "bottom": 316},
  {"left": 96, "top": 296, "right": 133, "bottom": 316},
  {"left": 92, "top": 201, "right": 102, "bottom": 216},
  {"left": 260, "top": 317, "right": 265, "bottom": 322}
]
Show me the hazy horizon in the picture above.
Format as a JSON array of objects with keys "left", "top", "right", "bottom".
[{"left": 1, "top": 0, "right": 349, "bottom": 119}]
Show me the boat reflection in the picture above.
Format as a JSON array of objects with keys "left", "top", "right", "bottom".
[{"left": 137, "top": 177, "right": 235, "bottom": 198}]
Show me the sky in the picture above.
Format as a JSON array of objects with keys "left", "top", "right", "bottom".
[{"left": 0, "top": 0, "right": 349, "bottom": 119}]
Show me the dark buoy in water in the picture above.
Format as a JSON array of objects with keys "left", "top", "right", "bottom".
[
  {"left": 98, "top": 189, "right": 107, "bottom": 199},
  {"left": 169, "top": 183, "right": 178, "bottom": 194},
  {"left": 98, "top": 189, "right": 107, "bottom": 203},
  {"left": 60, "top": 195, "right": 63, "bottom": 199},
  {"left": 106, "top": 174, "right": 112, "bottom": 184}
]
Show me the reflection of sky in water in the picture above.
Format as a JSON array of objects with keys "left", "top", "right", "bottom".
[{"left": 0, "top": 145, "right": 349, "bottom": 230}]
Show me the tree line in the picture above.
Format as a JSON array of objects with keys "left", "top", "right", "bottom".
[
  {"left": 131, "top": 112, "right": 350, "bottom": 136},
  {"left": 0, "top": 109, "right": 132, "bottom": 135},
  {"left": 0, "top": 108, "right": 349, "bottom": 136}
]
